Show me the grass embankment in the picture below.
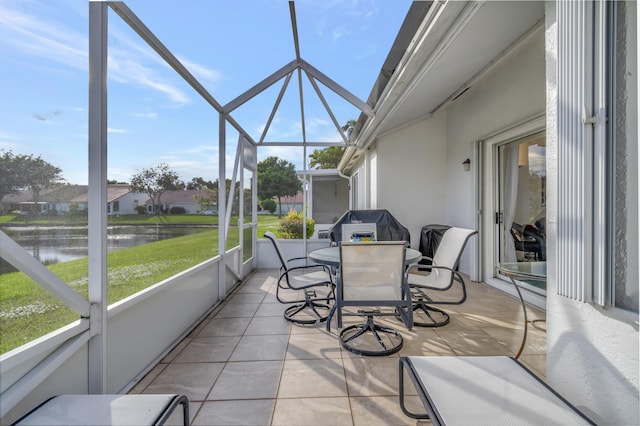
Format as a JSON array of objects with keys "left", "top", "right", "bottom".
[{"left": 0, "top": 214, "right": 283, "bottom": 354}]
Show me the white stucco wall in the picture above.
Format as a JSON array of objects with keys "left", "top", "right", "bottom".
[
  {"left": 446, "top": 29, "right": 546, "bottom": 277},
  {"left": 375, "top": 113, "right": 448, "bottom": 249},
  {"left": 374, "top": 28, "right": 545, "bottom": 278},
  {"left": 545, "top": 3, "right": 639, "bottom": 425}
]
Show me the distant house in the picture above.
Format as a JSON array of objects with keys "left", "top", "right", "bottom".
[
  {"left": 0, "top": 186, "right": 87, "bottom": 215},
  {"left": 1, "top": 189, "right": 54, "bottom": 214},
  {"left": 0, "top": 185, "right": 140, "bottom": 215},
  {"left": 42, "top": 185, "right": 88, "bottom": 214},
  {"left": 145, "top": 190, "right": 214, "bottom": 214},
  {"left": 63, "top": 184, "right": 142, "bottom": 215},
  {"left": 2, "top": 186, "right": 214, "bottom": 216},
  {"left": 106, "top": 185, "right": 144, "bottom": 215},
  {"left": 272, "top": 191, "right": 304, "bottom": 216}
]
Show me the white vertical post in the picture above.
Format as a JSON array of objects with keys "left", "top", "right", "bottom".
[
  {"left": 239, "top": 136, "right": 244, "bottom": 277},
  {"left": 88, "top": 0, "right": 108, "bottom": 394},
  {"left": 471, "top": 140, "right": 483, "bottom": 282},
  {"left": 218, "top": 113, "right": 226, "bottom": 300}
]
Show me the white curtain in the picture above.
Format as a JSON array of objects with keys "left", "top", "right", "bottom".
[{"left": 502, "top": 145, "right": 519, "bottom": 262}]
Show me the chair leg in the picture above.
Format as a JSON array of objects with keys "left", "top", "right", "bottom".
[
  {"left": 283, "top": 290, "right": 332, "bottom": 325},
  {"left": 340, "top": 313, "right": 403, "bottom": 356},
  {"left": 411, "top": 300, "right": 450, "bottom": 327}
]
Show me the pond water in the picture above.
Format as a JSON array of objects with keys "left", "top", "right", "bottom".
[{"left": 1, "top": 225, "right": 211, "bottom": 274}]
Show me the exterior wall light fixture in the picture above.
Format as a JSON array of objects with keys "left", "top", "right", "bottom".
[{"left": 462, "top": 158, "right": 471, "bottom": 171}]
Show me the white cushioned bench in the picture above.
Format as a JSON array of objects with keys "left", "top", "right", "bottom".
[
  {"left": 13, "top": 394, "right": 189, "bottom": 426},
  {"left": 399, "top": 356, "right": 594, "bottom": 425}
]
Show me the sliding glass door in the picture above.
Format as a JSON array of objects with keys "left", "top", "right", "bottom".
[{"left": 496, "top": 131, "right": 547, "bottom": 292}]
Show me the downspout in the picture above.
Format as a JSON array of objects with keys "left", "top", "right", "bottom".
[
  {"left": 298, "top": 174, "right": 309, "bottom": 252},
  {"left": 336, "top": 168, "right": 352, "bottom": 211}
]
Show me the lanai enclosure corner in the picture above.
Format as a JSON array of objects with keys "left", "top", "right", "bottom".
[{"left": 1, "top": 1, "right": 638, "bottom": 425}]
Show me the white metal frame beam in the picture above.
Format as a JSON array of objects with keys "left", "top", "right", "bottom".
[
  {"left": 88, "top": 0, "right": 109, "bottom": 394},
  {"left": 0, "top": 231, "right": 90, "bottom": 316},
  {"left": 108, "top": 1, "right": 224, "bottom": 113}
]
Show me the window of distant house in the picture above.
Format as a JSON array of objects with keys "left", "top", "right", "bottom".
[
  {"left": 113, "top": 200, "right": 120, "bottom": 213},
  {"left": 606, "top": 0, "right": 637, "bottom": 312}
]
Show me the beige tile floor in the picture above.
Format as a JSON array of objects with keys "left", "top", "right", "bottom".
[{"left": 129, "top": 269, "right": 546, "bottom": 425}]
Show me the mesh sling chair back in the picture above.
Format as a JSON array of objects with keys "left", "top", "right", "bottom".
[
  {"left": 407, "top": 227, "right": 477, "bottom": 327},
  {"left": 264, "top": 231, "right": 334, "bottom": 324},
  {"left": 332, "top": 241, "right": 413, "bottom": 356}
]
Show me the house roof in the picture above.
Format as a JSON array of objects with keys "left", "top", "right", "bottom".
[
  {"left": 42, "top": 185, "right": 88, "bottom": 202},
  {"left": 69, "top": 184, "right": 132, "bottom": 203},
  {"left": 1, "top": 189, "right": 56, "bottom": 204},
  {"left": 275, "top": 191, "right": 305, "bottom": 204},
  {"left": 144, "top": 190, "right": 211, "bottom": 204}
]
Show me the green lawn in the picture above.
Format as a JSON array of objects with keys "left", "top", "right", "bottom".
[{"left": 0, "top": 214, "right": 285, "bottom": 354}]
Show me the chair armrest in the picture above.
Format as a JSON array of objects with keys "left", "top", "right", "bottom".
[
  {"left": 286, "top": 263, "right": 332, "bottom": 275},
  {"left": 410, "top": 263, "right": 454, "bottom": 274}
]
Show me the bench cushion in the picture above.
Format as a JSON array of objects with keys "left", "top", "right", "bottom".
[
  {"left": 400, "top": 356, "right": 594, "bottom": 425},
  {"left": 14, "top": 394, "right": 188, "bottom": 426}
]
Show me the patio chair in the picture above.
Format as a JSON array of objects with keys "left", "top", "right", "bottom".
[
  {"left": 406, "top": 227, "right": 477, "bottom": 327},
  {"left": 331, "top": 241, "right": 413, "bottom": 356},
  {"left": 264, "top": 231, "right": 334, "bottom": 325},
  {"left": 511, "top": 222, "right": 546, "bottom": 261}
]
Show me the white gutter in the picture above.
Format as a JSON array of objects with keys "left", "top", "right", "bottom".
[{"left": 353, "top": 0, "right": 478, "bottom": 151}]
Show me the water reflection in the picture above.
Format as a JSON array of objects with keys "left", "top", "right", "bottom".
[{"left": 1, "top": 225, "right": 209, "bottom": 274}]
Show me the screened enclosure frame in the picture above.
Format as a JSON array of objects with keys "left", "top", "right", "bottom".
[{"left": 0, "top": 0, "right": 372, "bottom": 415}]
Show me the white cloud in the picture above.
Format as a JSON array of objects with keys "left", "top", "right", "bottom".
[
  {"left": 179, "top": 57, "right": 224, "bottom": 89},
  {"left": 331, "top": 24, "right": 351, "bottom": 41},
  {"left": 0, "top": 4, "right": 86, "bottom": 71},
  {"left": 108, "top": 55, "right": 191, "bottom": 105},
  {"left": 0, "top": 2, "right": 195, "bottom": 106},
  {"left": 107, "top": 128, "right": 129, "bottom": 134},
  {"left": 131, "top": 112, "right": 159, "bottom": 119}
]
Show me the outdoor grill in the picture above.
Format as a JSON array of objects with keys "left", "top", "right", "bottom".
[{"left": 329, "top": 209, "right": 411, "bottom": 244}]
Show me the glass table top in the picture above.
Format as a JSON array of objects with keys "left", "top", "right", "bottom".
[{"left": 498, "top": 261, "right": 546, "bottom": 280}]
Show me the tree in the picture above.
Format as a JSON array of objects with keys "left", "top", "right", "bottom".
[
  {"left": 130, "top": 163, "right": 184, "bottom": 214},
  {"left": 308, "top": 146, "right": 345, "bottom": 169},
  {"left": 0, "top": 150, "right": 64, "bottom": 206},
  {"left": 193, "top": 188, "right": 217, "bottom": 212},
  {"left": 257, "top": 156, "right": 301, "bottom": 217},
  {"left": 261, "top": 199, "right": 277, "bottom": 214},
  {"left": 187, "top": 177, "right": 217, "bottom": 190},
  {"left": 307, "top": 120, "right": 354, "bottom": 169}
]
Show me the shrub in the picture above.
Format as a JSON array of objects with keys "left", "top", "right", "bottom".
[
  {"left": 261, "top": 199, "right": 277, "bottom": 214},
  {"left": 169, "top": 206, "right": 186, "bottom": 215},
  {"left": 136, "top": 206, "right": 147, "bottom": 214},
  {"left": 278, "top": 209, "right": 314, "bottom": 239}
]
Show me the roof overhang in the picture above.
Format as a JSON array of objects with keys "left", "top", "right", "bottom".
[
  {"left": 296, "top": 168, "right": 348, "bottom": 182},
  {"left": 341, "top": 0, "right": 545, "bottom": 173}
]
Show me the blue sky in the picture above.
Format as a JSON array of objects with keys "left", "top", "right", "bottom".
[{"left": 0, "top": 0, "right": 412, "bottom": 185}]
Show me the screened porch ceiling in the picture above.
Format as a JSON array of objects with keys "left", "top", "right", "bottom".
[{"left": 111, "top": 1, "right": 544, "bottom": 170}]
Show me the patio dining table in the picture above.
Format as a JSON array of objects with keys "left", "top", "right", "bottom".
[{"left": 308, "top": 246, "right": 422, "bottom": 268}]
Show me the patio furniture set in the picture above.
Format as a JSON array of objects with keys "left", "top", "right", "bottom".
[
  {"left": 15, "top": 209, "right": 588, "bottom": 425},
  {"left": 265, "top": 209, "right": 593, "bottom": 425}
]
